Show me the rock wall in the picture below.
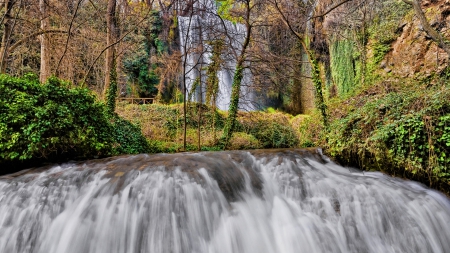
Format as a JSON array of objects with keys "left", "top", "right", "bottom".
[{"left": 384, "top": 1, "right": 450, "bottom": 78}]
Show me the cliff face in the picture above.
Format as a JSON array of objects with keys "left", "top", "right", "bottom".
[{"left": 384, "top": 1, "right": 450, "bottom": 78}]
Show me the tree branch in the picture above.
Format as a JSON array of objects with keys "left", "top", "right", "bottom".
[
  {"left": 311, "top": 0, "right": 353, "bottom": 19},
  {"left": 8, "top": 29, "right": 67, "bottom": 52},
  {"left": 55, "top": 0, "right": 83, "bottom": 74}
]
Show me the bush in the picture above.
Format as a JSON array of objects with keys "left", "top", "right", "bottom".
[
  {"left": 0, "top": 74, "right": 149, "bottom": 170},
  {"left": 0, "top": 74, "right": 113, "bottom": 162},
  {"left": 238, "top": 112, "right": 299, "bottom": 148},
  {"left": 228, "top": 132, "right": 262, "bottom": 150},
  {"left": 291, "top": 113, "right": 326, "bottom": 148},
  {"left": 110, "top": 115, "right": 150, "bottom": 154}
]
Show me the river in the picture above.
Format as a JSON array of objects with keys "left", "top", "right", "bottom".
[{"left": 0, "top": 149, "right": 449, "bottom": 253}]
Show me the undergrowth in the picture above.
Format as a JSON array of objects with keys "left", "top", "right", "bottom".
[
  {"left": 326, "top": 81, "right": 450, "bottom": 191},
  {"left": 116, "top": 103, "right": 301, "bottom": 152}
]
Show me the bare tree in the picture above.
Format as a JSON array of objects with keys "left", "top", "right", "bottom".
[
  {"left": 104, "top": 0, "right": 118, "bottom": 97},
  {"left": 0, "top": 0, "right": 14, "bottom": 73},
  {"left": 39, "top": 0, "right": 50, "bottom": 82}
]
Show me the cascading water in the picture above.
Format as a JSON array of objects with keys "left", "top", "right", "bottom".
[
  {"left": 178, "top": 0, "right": 255, "bottom": 111},
  {"left": 1, "top": 149, "right": 450, "bottom": 253}
]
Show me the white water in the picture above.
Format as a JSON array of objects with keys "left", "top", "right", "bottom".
[
  {"left": 1, "top": 150, "right": 450, "bottom": 253},
  {"left": 178, "top": 0, "right": 255, "bottom": 111}
]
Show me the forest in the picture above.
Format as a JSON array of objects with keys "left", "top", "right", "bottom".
[{"left": 1, "top": 0, "right": 450, "bottom": 193}]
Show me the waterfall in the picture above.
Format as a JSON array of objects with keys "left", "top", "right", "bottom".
[
  {"left": 178, "top": 0, "right": 255, "bottom": 111},
  {"left": 1, "top": 149, "right": 450, "bottom": 253}
]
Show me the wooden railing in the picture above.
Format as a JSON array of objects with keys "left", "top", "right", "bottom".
[{"left": 116, "top": 97, "right": 154, "bottom": 104}]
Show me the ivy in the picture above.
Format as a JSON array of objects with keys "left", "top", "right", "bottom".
[
  {"left": 330, "top": 39, "right": 356, "bottom": 96},
  {"left": 106, "top": 58, "right": 118, "bottom": 115},
  {"left": 327, "top": 86, "right": 450, "bottom": 187},
  {"left": 0, "top": 74, "right": 150, "bottom": 170},
  {"left": 221, "top": 64, "right": 244, "bottom": 148},
  {"left": 122, "top": 10, "right": 163, "bottom": 98},
  {"left": 308, "top": 49, "right": 329, "bottom": 130}
]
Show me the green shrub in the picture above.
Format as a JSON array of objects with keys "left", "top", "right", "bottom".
[
  {"left": 238, "top": 112, "right": 299, "bottom": 148},
  {"left": 229, "top": 132, "right": 262, "bottom": 150},
  {"left": 0, "top": 74, "right": 150, "bottom": 169},
  {"left": 110, "top": 115, "right": 150, "bottom": 154},
  {"left": 0, "top": 74, "right": 113, "bottom": 163},
  {"left": 291, "top": 113, "right": 326, "bottom": 148}
]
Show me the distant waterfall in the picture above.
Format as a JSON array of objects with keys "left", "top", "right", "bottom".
[
  {"left": 178, "top": 1, "right": 255, "bottom": 111},
  {"left": 1, "top": 149, "right": 450, "bottom": 253}
]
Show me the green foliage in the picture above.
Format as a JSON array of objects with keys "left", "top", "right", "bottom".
[
  {"left": 0, "top": 74, "right": 150, "bottom": 168},
  {"left": 292, "top": 113, "right": 326, "bottom": 148},
  {"left": 368, "top": 1, "right": 411, "bottom": 45},
  {"left": 308, "top": 49, "right": 329, "bottom": 129},
  {"left": 247, "top": 122, "right": 298, "bottom": 148},
  {"left": 364, "top": 0, "right": 411, "bottom": 84},
  {"left": 266, "top": 107, "right": 276, "bottom": 113},
  {"left": 216, "top": 0, "right": 241, "bottom": 23},
  {"left": 122, "top": 10, "right": 164, "bottom": 98},
  {"left": 206, "top": 39, "right": 224, "bottom": 106},
  {"left": 0, "top": 75, "right": 113, "bottom": 163},
  {"left": 188, "top": 77, "right": 200, "bottom": 102},
  {"left": 238, "top": 112, "right": 299, "bottom": 149},
  {"left": 110, "top": 115, "right": 150, "bottom": 154},
  {"left": 221, "top": 65, "right": 244, "bottom": 147},
  {"left": 116, "top": 103, "right": 300, "bottom": 151},
  {"left": 106, "top": 58, "right": 118, "bottom": 114},
  {"left": 123, "top": 55, "right": 159, "bottom": 97},
  {"left": 327, "top": 85, "right": 450, "bottom": 186},
  {"left": 330, "top": 39, "right": 356, "bottom": 95},
  {"left": 228, "top": 132, "right": 262, "bottom": 150}
]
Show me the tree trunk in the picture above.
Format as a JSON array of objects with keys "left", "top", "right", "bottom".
[
  {"left": 106, "top": 53, "right": 118, "bottom": 115},
  {"left": 104, "top": 0, "right": 118, "bottom": 98},
  {"left": 181, "top": 11, "right": 194, "bottom": 151},
  {"left": 40, "top": 0, "right": 50, "bottom": 83},
  {"left": 0, "top": 0, "right": 14, "bottom": 73},
  {"left": 273, "top": 0, "right": 329, "bottom": 129},
  {"left": 221, "top": 19, "right": 252, "bottom": 149}
]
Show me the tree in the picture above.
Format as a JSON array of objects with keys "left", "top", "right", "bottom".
[
  {"left": 0, "top": 0, "right": 14, "bottom": 73},
  {"left": 220, "top": 0, "right": 254, "bottom": 148},
  {"left": 104, "top": 0, "right": 119, "bottom": 98},
  {"left": 271, "top": 0, "right": 330, "bottom": 128},
  {"left": 39, "top": 0, "right": 50, "bottom": 83}
]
